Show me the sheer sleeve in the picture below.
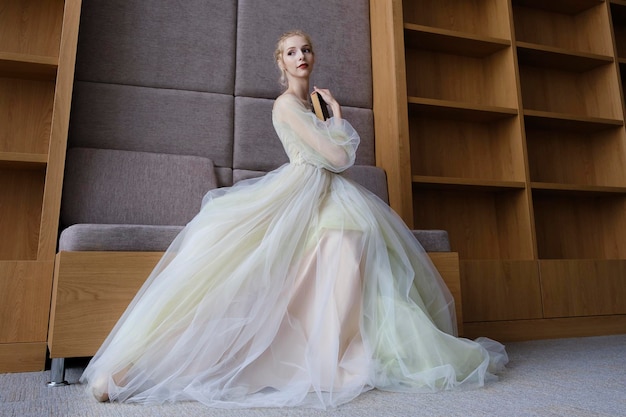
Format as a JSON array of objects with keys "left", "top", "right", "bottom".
[{"left": 272, "top": 94, "right": 360, "bottom": 173}]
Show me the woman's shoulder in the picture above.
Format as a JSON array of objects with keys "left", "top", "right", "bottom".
[
  {"left": 274, "top": 92, "right": 300, "bottom": 106},
  {"left": 273, "top": 93, "right": 307, "bottom": 119},
  {"left": 273, "top": 93, "right": 289, "bottom": 112}
]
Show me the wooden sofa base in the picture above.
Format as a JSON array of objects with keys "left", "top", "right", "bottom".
[
  {"left": 0, "top": 342, "right": 48, "bottom": 373},
  {"left": 47, "top": 250, "right": 462, "bottom": 359}
]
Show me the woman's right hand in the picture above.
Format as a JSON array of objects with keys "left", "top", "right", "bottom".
[{"left": 312, "top": 86, "right": 342, "bottom": 119}]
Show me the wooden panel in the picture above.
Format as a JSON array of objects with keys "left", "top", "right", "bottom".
[
  {"left": 0, "top": 0, "right": 64, "bottom": 57},
  {"left": 513, "top": 3, "right": 613, "bottom": 55},
  {"left": 413, "top": 176, "right": 525, "bottom": 191},
  {"left": 38, "top": 0, "right": 83, "bottom": 260},
  {"left": 463, "top": 315, "right": 626, "bottom": 342},
  {"left": 523, "top": 111, "right": 623, "bottom": 132},
  {"left": 47, "top": 251, "right": 462, "bottom": 358},
  {"left": 0, "top": 51, "right": 57, "bottom": 80},
  {"left": 0, "top": 0, "right": 81, "bottom": 373},
  {"left": 404, "top": 25, "right": 510, "bottom": 57},
  {"left": 513, "top": 1, "right": 604, "bottom": 15},
  {"left": 519, "top": 63, "right": 623, "bottom": 120},
  {"left": 526, "top": 126, "right": 626, "bottom": 186},
  {"left": 414, "top": 189, "right": 534, "bottom": 260},
  {"left": 540, "top": 259, "right": 626, "bottom": 317},
  {"left": 409, "top": 115, "right": 525, "bottom": 182},
  {"left": 0, "top": 151, "right": 47, "bottom": 167},
  {"left": 408, "top": 97, "right": 517, "bottom": 122},
  {"left": 612, "top": 2, "right": 626, "bottom": 58},
  {"left": 0, "top": 169, "right": 45, "bottom": 260},
  {"left": 0, "top": 342, "right": 47, "bottom": 373},
  {"left": 370, "top": 0, "right": 414, "bottom": 225},
  {"left": 0, "top": 77, "right": 55, "bottom": 154},
  {"left": 461, "top": 260, "right": 543, "bottom": 322},
  {"left": 516, "top": 42, "right": 613, "bottom": 73},
  {"left": 0, "top": 261, "right": 53, "bottom": 343},
  {"left": 533, "top": 193, "right": 626, "bottom": 259},
  {"left": 402, "top": 0, "right": 511, "bottom": 39},
  {"left": 389, "top": 0, "right": 626, "bottom": 343},
  {"left": 405, "top": 47, "right": 517, "bottom": 108},
  {"left": 48, "top": 251, "right": 163, "bottom": 358},
  {"left": 428, "top": 252, "right": 463, "bottom": 335}
]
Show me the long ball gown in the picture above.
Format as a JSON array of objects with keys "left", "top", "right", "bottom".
[{"left": 80, "top": 93, "right": 508, "bottom": 409}]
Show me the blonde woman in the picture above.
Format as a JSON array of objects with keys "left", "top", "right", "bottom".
[{"left": 81, "top": 30, "right": 507, "bottom": 409}]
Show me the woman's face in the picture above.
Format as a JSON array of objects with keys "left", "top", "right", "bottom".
[{"left": 280, "top": 35, "right": 314, "bottom": 81}]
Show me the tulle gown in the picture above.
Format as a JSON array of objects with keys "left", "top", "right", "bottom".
[{"left": 80, "top": 93, "right": 508, "bottom": 409}]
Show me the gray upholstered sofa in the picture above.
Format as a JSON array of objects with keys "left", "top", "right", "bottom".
[{"left": 46, "top": 0, "right": 458, "bottom": 385}]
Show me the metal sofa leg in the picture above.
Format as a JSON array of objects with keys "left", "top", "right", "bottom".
[{"left": 47, "top": 358, "right": 69, "bottom": 386}]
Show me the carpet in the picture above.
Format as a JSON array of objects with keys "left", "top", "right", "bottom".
[{"left": 1, "top": 334, "right": 625, "bottom": 417}]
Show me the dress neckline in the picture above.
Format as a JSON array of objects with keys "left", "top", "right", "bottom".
[{"left": 280, "top": 92, "right": 311, "bottom": 111}]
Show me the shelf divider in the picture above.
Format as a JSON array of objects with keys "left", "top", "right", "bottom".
[
  {"left": 413, "top": 176, "right": 526, "bottom": 192},
  {"left": 512, "top": 0, "right": 604, "bottom": 14},
  {"left": 0, "top": 152, "right": 48, "bottom": 169},
  {"left": 516, "top": 42, "right": 613, "bottom": 72},
  {"left": 404, "top": 24, "right": 510, "bottom": 57},
  {"left": 531, "top": 182, "right": 626, "bottom": 195},
  {"left": 523, "top": 109, "right": 623, "bottom": 132},
  {"left": 0, "top": 52, "right": 58, "bottom": 80},
  {"left": 408, "top": 97, "right": 518, "bottom": 122}
]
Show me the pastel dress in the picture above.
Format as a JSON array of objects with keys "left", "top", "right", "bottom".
[{"left": 80, "top": 93, "right": 508, "bottom": 409}]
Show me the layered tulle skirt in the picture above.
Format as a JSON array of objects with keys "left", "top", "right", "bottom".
[{"left": 80, "top": 162, "right": 507, "bottom": 408}]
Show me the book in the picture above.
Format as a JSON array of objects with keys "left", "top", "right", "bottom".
[{"left": 311, "top": 91, "right": 330, "bottom": 121}]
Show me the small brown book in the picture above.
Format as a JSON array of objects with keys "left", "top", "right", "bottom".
[{"left": 311, "top": 91, "right": 330, "bottom": 121}]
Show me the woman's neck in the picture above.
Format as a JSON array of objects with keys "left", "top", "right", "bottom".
[{"left": 285, "top": 78, "right": 310, "bottom": 104}]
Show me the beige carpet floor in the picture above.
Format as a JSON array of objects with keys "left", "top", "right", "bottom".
[{"left": 1, "top": 334, "right": 625, "bottom": 417}]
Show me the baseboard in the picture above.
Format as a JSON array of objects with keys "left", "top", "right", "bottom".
[{"left": 463, "top": 315, "right": 626, "bottom": 342}]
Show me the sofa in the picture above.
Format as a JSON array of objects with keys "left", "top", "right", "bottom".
[{"left": 46, "top": 0, "right": 461, "bottom": 385}]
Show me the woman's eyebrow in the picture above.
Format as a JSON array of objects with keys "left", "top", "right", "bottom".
[{"left": 286, "top": 44, "right": 310, "bottom": 49}]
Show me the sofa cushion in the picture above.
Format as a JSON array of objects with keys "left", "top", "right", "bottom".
[
  {"left": 61, "top": 148, "right": 216, "bottom": 227},
  {"left": 233, "top": 97, "right": 287, "bottom": 172},
  {"left": 341, "top": 107, "right": 375, "bottom": 166},
  {"left": 341, "top": 165, "right": 389, "bottom": 204},
  {"left": 412, "top": 230, "right": 451, "bottom": 252},
  {"left": 59, "top": 224, "right": 184, "bottom": 252},
  {"left": 58, "top": 225, "right": 450, "bottom": 253},
  {"left": 232, "top": 169, "right": 267, "bottom": 184},
  {"left": 69, "top": 82, "right": 234, "bottom": 168},
  {"left": 75, "top": 0, "right": 237, "bottom": 94}
]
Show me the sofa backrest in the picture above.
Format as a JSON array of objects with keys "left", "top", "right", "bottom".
[
  {"left": 62, "top": 148, "right": 217, "bottom": 226},
  {"left": 62, "top": 0, "right": 378, "bottom": 227}
]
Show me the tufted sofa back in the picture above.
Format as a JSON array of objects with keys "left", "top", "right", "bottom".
[
  {"left": 57, "top": 0, "right": 397, "bottom": 252},
  {"left": 61, "top": 0, "right": 377, "bottom": 231}
]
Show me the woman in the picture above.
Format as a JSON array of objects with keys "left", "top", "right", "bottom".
[{"left": 81, "top": 30, "right": 507, "bottom": 409}]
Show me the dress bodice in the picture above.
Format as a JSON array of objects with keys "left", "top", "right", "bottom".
[
  {"left": 272, "top": 93, "right": 360, "bottom": 173},
  {"left": 279, "top": 134, "right": 307, "bottom": 166}
]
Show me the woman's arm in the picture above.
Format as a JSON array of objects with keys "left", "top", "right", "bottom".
[{"left": 274, "top": 94, "right": 358, "bottom": 171}]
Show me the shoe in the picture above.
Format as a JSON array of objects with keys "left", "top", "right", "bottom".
[{"left": 91, "top": 376, "right": 109, "bottom": 402}]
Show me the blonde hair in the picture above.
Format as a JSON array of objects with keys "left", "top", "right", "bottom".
[{"left": 275, "top": 30, "right": 314, "bottom": 87}]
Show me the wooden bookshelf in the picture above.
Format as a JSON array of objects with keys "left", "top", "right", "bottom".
[
  {"left": 371, "top": 0, "right": 626, "bottom": 341},
  {"left": 0, "top": 0, "right": 82, "bottom": 372}
]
